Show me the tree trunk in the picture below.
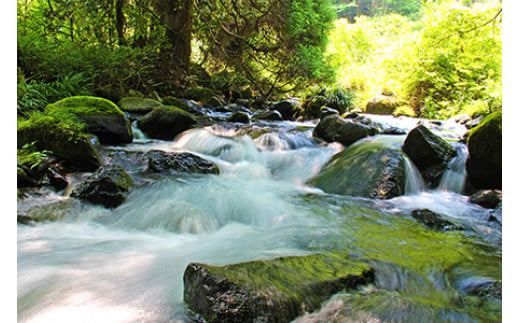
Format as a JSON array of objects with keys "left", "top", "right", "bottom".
[
  {"left": 153, "top": 0, "right": 195, "bottom": 73},
  {"left": 115, "top": 0, "right": 126, "bottom": 45}
]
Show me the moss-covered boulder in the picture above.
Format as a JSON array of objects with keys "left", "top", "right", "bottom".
[
  {"left": 17, "top": 115, "right": 102, "bottom": 171},
  {"left": 402, "top": 125, "right": 456, "bottom": 188},
  {"left": 466, "top": 112, "right": 502, "bottom": 189},
  {"left": 184, "top": 87, "right": 216, "bottom": 104},
  {"left": 183, "top": 253, "right": 374, "bottom": 323},
  {"left": 254, "top": 110, "right": 283, "bottom": 121},
  {"left": 137, "top": 105, "right": 197, "bottom": 140},
  {"left": 308, "top": 145, "right": 406, "bottom": 199},
  {"left": 365, "top": 95, "right": 407, "bottom": 115},
  {"left": 71, "top": 165, "right": 132, "bottom": 208},
  {"left": 161, "top": 96, "right": 202, "bottom": 115},
  {"left": 313, "top": 114, "right": 377, "bottom": 147},
  {"left": 228, "top": 111, "right": 250, "bottom": 123},
  {"left": 46, "top": 96, "right": 133, "bottom": 144},
  {"left": 117, "top": 97, "right": 162, "bottom": 114}
]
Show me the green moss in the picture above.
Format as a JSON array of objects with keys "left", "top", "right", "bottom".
[
  {"left": 17, "top": 113, "right": 101, "bottom": 171},
  {"left": 117, "top": 97, "right": 162, "bottom": 114},
  {"left": 209, "top": 253, "right": 371, "bottom": 296},
  {"left": 45, "top": 96, "right": 125, "bottom": 118},
  {"left": 184, "top": 87, "right": 216, "bottom": 103}
]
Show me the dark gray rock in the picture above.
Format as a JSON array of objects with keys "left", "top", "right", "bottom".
[
  {"left": 272, "top": 100, "right": 298, "bottom": 120},
  {"left": 402, "top": 125, "right": 456, "bottom": 188},
  {"left": 320, "top": 107, "right": 339, "bottom": 120},
  {"left": 470, "top": 189, "right": 502, "bottom": 209},
  {"left": 71, "top": 165, "right": 133, "bottom": 208},
  {"left": 145, "top": 150, "right": 219, "bottom": 174},
  {"left": 138, "top": 106, "right": 197, "bottom": 140},
  {"left": 183, "top": 253, "right": 374, "bottom": 323},
  {"left": 255, "top": 110, "right": 283, "bottom": 121},
  {"left": 228, "top": 111, "right": 250, "bottom": 123},
  {"left": 313, "top": 114, "right": 377, "bottom": 147}
]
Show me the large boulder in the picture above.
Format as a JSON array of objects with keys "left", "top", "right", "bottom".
[
  {"left": 228, "top": 111, "right": 250, "bottom": 123},
  {"left": 71, "top": 165, "right": 133, "bottom": 208},
  {"left": 162, "top": 97, "right": 203, "bottom": 115},
  {"left": 145, "top": 150, "right": 219, "bottom": 174},
  {"left": 17, "top": 115, "right": 102, "bottom": 171},
  {"left": 470, "top": 189, "right": 502, "bottom": 209},
  {"left": 254, "top": 110, "right": 283, "bottom": 121},
  {"left": 465, "top": 112, "right": 502, "bottom": 189},
  {"left": 117, "top": 97, "right": 162, "bottom": 114},
  {"left": 402, "top": 125, "right": 456, "bottom": 188},
  {"left": 365, "top": 95, "right": 406, "bottom": 115},
  {"left": 184, "top": 87, "right": 216, "bottom": 104},
  {"left": 272, "top": 100, "right": 298, "bottom": 120},
  {"left": 46, "top": 96, "right": 133, "bottom": 144},
  {"left": 313, "top": 114, "right": 377, "bottom": 147},
  {"left": 183, "top": 253, "right": 374, "bottom": 323},
  {"left": 137, "top": 105, "right": 197, "bottom": 140},
  {"left": 308, "top": 146, "right": 407, "bottom": 199}
]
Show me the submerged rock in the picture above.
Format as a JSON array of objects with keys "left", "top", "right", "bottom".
[
  {"left": 411, "top": 209, "right": 461, "bottom": 231},
  {"left": 71, "top": 165, "right": 133, "bottom": 208},
  {"left": 402, "top": 125, "right": 456, "bottom": 188},
  {"left": 183, "top": 253, "right": 374, "bottom": 323},
  {"left": 313, "top": 114, "right": 377, "bottom": 147},
  {"left": 117, "top": 97, "right": 162, "bottom": 114},
  {"left": 465, "top": 112, "right": 502, "bottom": 190},
  {"left": 308, "top": 146, "right": 406, "bottom": 199},
  {"left": 46, "top": 96, "right": 133, "bottom": 144},
  {"left": 138, "top": 105, "right": 197, "bottom": 140},
  {"left": 145, "top": 150, "right": 219, "bottom": 174}
]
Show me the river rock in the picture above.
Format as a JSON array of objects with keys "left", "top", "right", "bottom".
[
  {"left": 138, "top": 105, "right": 197, "bottom": 140},
  {"left": 308, "top": 147, "right": 406, "bottom": 199},
  {"left": 272, "top": 100, "right": 298, "bottom": 120},
  {"left": 184, "top": 87, "right": 216, "bottom": 104},
  {"left": 45, "top": 96, "right": 133, "bottom": 145},
  {"left": 228, "top": 111, "right": 250, "bottom": 123},
  {"left": 204, "top": 96, "right": 225, "bottom": 108},
  {"left": 465, "top": 112, "right": 502, "bottom": 190},
  {"left": 313, "top": 114, "right": 377, "bottom": 147},
  {"left": 255, "top": 110, "right": 283, "bottom": 121},
  {"left": 470, "top": 189, "right": 502, "bottom": 209},
  {"left": 183, "top": 253, "right": 374, "bottom": 323},
  {"left": 365, "top": 95, "right": 406, "bottom": 115},
  {"left": 117, "top": 97, "right": 163, "bottom": 114},
  {"left": 411, "top": 209, "right": 461, "bottom": 231},
  {"left": 320, "top": 107, "right": 339, "bottom": 120},
  {"left": 71, "top": 164, "right": 133, "bottom": 208},
  {"left": 17, "top": 115, "right": 102, "bottom": 171},
  {"left": 402, "top": 125, "right": 456, "bottom": 188},
  {"left": 145, "top": 150, "right": 219, "bottom": 174}
]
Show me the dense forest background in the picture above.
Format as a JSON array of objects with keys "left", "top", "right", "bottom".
[{"left": 17, "top": 0, "right": 501, "bottom": 120}]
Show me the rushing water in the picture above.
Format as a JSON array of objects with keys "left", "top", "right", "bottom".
[{"left": 18, "top": 115, "right": 501, "bottom": 322}]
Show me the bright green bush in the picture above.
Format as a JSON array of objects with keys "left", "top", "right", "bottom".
[
  {"left": 326, "top": 0, "right": 502, "bottom": 119},
  {"left": 302, "top": 86, "right": 355, "bottom": 117}
]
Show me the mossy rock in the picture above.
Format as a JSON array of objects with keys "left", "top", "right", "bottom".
[
  {"left": 308, "top": 145, "right": 406, "bottom": 199},
  {"left": 46, "top": 96, "right": 133, "bottom": 144},
  {"left": 161, "top": 96, "right": 200, "bottom": 114},
  {"left": 71, "top": 165, "right": 133, "bottom": 208},
  {"left": 184, "top": 87, "right": 216, "bottom": 104},
  {"left": 313, "top": 114, "right": 377, "bottom": 147},
  {"left": 466, "top": 111, "right": 502, "bottom": 189},
  {"left": 137, "top": 105, "right": 197, "bottom": 140},
  {"left": 183, "top": 253, "right": 374, "bottom": 322},
  {"left": 17, "top": 115, "right": 101, "bottom": 171},
  {"left": 117, "top": 97, "right": 163, "bottom": 114},
  {"left": 365, "top": 95, "right": 407, "bottom": 115}
]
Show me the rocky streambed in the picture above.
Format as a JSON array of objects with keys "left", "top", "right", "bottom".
[{"left": 17, "top": 96, "right": 501, "bottom": 322}]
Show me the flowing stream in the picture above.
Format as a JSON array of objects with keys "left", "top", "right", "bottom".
[{"left": 18, "top": 114, "right": 501, "bottom": 322}]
